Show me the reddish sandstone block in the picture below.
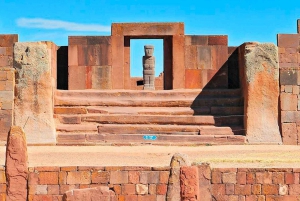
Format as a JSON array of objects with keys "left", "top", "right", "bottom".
[
  {"left": 185, "top": 69, "right": 201, "bottom": 89},
  {"left": 281, "top": 93, "right": 298, "bottom": 111},
  {"left": 235, "top": 185, "right": 251, "bottom": 195},
  {"left": 60, "top": 166, "right": 77, "bottom": 172},
  {"left": 185, "top": 35, "right": 208, "bottom": 45},
  {"left": 148, "top": 184, "right": 156, "bottom": 195},
  {"left": 262, "top": 184, "right": 278, "bottom": 195},
  {"left": 285, "top": 172, "right": 295, "bottom": 184},
  {"left": 67, "top": 171, "right": 91, "bottom": 185},
  {"left": 91, "top": 171, "right": 109, "bottom": 184},
  {"left": 140, "top": 171, "right": 159, "bottom": 184},
  {"left": 278, "top": 34, "right": 299, "bottom": 48},
  {"left": 110, "top": 171, "right": 128, "bottom": 184},
  {"left": 123, "top": 195, "right": 137, "bottom": 201},
  {"left": 157, "top": 184, "right": 167, "bottom": 195},
  {"left": 59, "top": 171, "right": 67, "bottom": 185},
  {"left": 282, "top": 123, "right": 297, "bottom": 145},
  {"left": 137, "top": 195, "right": 156, "bottom": 201},
  {"left": 280, "top": 70, "right": 297, "bottom": 85},
  {"left": 53, "top": 195, "right": 63, "bottom": 201},
  {"left": 0, "top": 34, "right": 18, "bottom": 47},
  {"left": 47, "top": 185, "right": 59, "bottom": 195},
  {"left": 212, "top": 170, "right": 222, "bottom": 184},
  {"left": 59, "top": 184, "right": 77, "bottom": 195},
  {"left": 113, "top": 185, "right": 121, "bottom": 195},
  {"left": 272, "top": 172, "right": 284, "bottom": 184},
  {"left": 222, "top": 172, "right": 237, "bottom": 184},
  {"left": 226, "top": 183, "right": 234, "bottom": 195},
  {"left": 211, "top": 184, "right": 226, "bottom": 196},
  {"left": 289, "top": 184, "right": 300, "bottom": 195},
  {"left": 208, "top": 35, "right": 228, "bottom": 46},
  {"left": 39, "top": 172, "right": 58, "bottom": 185},
  {"left": 35, "top": 167, "right": 60, "bottom": 172},
  {"left": 31, "top": 195, "right": 53, "bottom": 201},
  {"left": 237, "top": 172, "right": 247, "bottom": 184},
  {"left": 252, "top": 184, "right": 261, "bottom": 195},
  {"left": 256, "top": 172, "right": 272, "bottom": 184},
  {"left": 29, "top": 172, "right": 39, "bottom": 185},
  {"left": 122, "top": 184, "right": 136, "bottom": 195},
  {"left": 128, "top": 171, "right": 140, "bottom": 184},
  {"left": 159, "top": 171, "right": 169, "bottom": 184}
]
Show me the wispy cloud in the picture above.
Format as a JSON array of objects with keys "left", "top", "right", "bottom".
[{"left": 16, "top": 18, "right": 110, "bottom": 32}]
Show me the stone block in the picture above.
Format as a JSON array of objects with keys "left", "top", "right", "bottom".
[
  {"left": 140, "top": 171, "right": 159, "bottom": 184},
  {"left": 185, "top": 69, "right": 201, "bottom": 89},
  {"left": 14, "top": 42, "right": 56, "bottom": 144},
  {"left": 239, "top": 43, "right": 282, "bottom": 144},
  {"left": 252, "top": 184, "right": 261, "bottom": 195},
  {"left": 272, "top": 172, "right": 284, "bottom": 184},
  {"left": 67, "top": 171, "right": 91, "bottom": 185},
  {"left": 36, "top": 185, "right": 47, "bottom": 195},
  {"left": 262, "top": 184, "right": 278, "bottom": 195},
  {"left": 298, "top": 19, "right": 300, "bottom": 33},
  {"left": 281, "top": 93, "right": 298, "bottom": 111},
  {"left": 0, "top": 48, "right": 5, "bottom": 55},
  {"left": 136, "top": 184, "right": 148, "bottom": 195},
  {"left": 68, "top": 36, "right": 87, "bottom": 46},
  {"left": 180, "top": 166, "right": 199, "bottom": 200},
  {"left": 63, "top": 186, "right": 116, "bottom": 201},
  {"left": 185, "top": 35, "right": 208, "bottom": 45},
  {"left": 68, "top": 66, "right": 86, "bottom": 90},
  {"left": 68, "top": 45, "right": 78, "bottom": 66},
  {"left": 0, "top": 34, "right": 18, "bottom": 47},
  {"left": 284, "top": 85, "right": 293, "bottom": 93},
  {"left": 172, "top": 35, "right": 185, "bottom": 89},
  {"left": 148, "top": 184, "right": 156, "bottom": 195},
  {"left": 285, "top": 172, "right": 295, "bottom": 184},
  {"left": 282, "top": 123, "right": 297, "bottom": 145},
  {"left": 208, "top": 35, "right": 228, "bottom": 45},
  {"left": 91, "top": 66, "right": 112, "bottom": 89},
  {"left": 91, "top": 171, "right": 109, "bottom": 184},
  {"left": 222, "top": 172, "right": 237, "bottom": 184},
  {"left": 184, "top": 45, "right": 197, "bottom": 69},
  {"left": 110, "top": 171, "right": 128, "bottom": 184},
  {"left": 128, "top": 171, "right": 140, "bottom": 184},
  {"left": 5, "top": 126, "right": 28, "bottom": 201},
  {"left": 122, "top": 184, "right": 136, "bottom": 195},
  {"left": 48, "top": 185, "right": 59, "bottom": 195},
  {"left": 197, "top": 46, "right": 211, "bottom": 69},
  {"left": 159, "top": 171, "right": 169, "bottom": 184},
  {"left": 278, "top": 34, "right": 299, "bottom": 48},
  {"left": 39, "top": 172, "right": 59, "bottom": 185},
  {"left": 237, "top": 172, "right": 247, "bottom": 184},
  {"left": 156, "top": 184, "right": 167, "bottom": 195},
  {"left": 235, "top": 185, "right": 251, "bottom": 195},
  {"left": 212, "top": 170, "right": 222, "bottom": 184},
  {"left": 280, "top": 69, "right": 297, "bottom": 85},
  {"left": 256, "top": 172, "right": 272, "bottom": 184}
]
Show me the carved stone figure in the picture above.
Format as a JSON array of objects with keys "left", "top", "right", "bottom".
[{"left": 143, "top": 45, "right": 155, "bottom": 90}]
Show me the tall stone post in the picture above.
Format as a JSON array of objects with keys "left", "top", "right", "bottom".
[
  {"left": 143, "top": 45, "right": 155, "bottom": 90},
  {"left": 5, "top": 126, "right": 28, "bottom": 201}
]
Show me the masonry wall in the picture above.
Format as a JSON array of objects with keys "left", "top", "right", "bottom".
[
  {"left": 0, "top": 35, "right": 17, "bottom": 142},
  {"left": 184, "top": 35, "right": 228, "bottom": 89},
  {"left": 277, "top": 20, "right": 300, "bottom": 145},
  {"left": 27, "top": 166, "right": 169, "bottom": 201}
]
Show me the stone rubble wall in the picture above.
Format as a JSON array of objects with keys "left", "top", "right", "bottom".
[{"left": 277, "top": 20, "right": 300, "bottom": 145}]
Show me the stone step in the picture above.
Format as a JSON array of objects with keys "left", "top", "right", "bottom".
[
  {"left": 54, "top": 106, "right": 244, "bottom": 116},
  {"left": 56, "top": 124, "right": 98, "bottom": 133},
  {"left": 57, "top": 114, "right": 244, "bottom": 126},
  {"left": 97, "top": 124, "right": 244, "bottom": 135},
  {"left": 55, "top": 89, "right": 242, "bottom": 100},
  {"left": 55, "top": 96, "right": 242, "bottom": 107},
  {"left": 56, "top": 133, "right": 246, "bottom": 145}
]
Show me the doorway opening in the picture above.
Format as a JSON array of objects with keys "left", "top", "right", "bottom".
[{"left": 130, "top": 39, "right": 163, "bottom": 78}]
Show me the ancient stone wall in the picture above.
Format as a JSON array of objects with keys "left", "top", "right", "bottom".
[
  {"left": 277, "top": 21, "right": 300, "bottom": 145},
  {"left": 184, "top": 35, "right": 228, "bottom": 89},
  {"left": 27, "top": 166, "right": 169, "bottom": 201},
  {"left": 0, "top": 35, "right": 18, "bottom": 142}
]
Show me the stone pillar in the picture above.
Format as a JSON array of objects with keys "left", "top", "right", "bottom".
[
  {"left": 239, "top": 42, "right": 282, "bottom": 144},
  {"left": 14, "top": 42, "right": 56, "bottom": 144},
  {"left": 167, "top": 153, "right": 190, "bottom": 201},
  {"left": 5, "top": 126, "right": 28, "bottom": 201},
  {"left": 180, "top": 166, "right": 199, "bottom": 201},
  {"left": 143, "top": 45, "right": 155, "bottom": 90}
]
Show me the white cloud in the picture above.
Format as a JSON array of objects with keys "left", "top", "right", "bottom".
[{"left": 16, "top": 18, "right": 110, "bottom": 32}]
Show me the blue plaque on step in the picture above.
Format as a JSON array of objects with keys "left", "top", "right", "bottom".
[{"left": 143, "top": 135, "right": 157, "bottom": 140}]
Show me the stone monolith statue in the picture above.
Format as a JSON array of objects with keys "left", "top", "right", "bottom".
[{"left": 143, "top": 45, "right": 155, "bottom": 90}]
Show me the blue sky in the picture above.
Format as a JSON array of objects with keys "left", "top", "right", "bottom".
[{"left": 1, "top": 0, "right": 300, "bottom": 76}]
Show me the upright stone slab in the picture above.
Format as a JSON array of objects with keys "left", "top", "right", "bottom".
[
  {"left": 13, "top": 42, "right": 56, "bottom": 144},
  {"left": 5, "top": 126, "right": 28, "bottom": 201},
  {"left": 167, "top": 153, "right": 190, "bottom": 201},
  {"left": 180, "top": 166, "right": 199, "bottom": 200},
  {"left": 239, "top": 42, "right": 282, "bottom": 143}
]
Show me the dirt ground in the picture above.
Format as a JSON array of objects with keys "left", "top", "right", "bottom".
[{"left": 1, "top": 145, "right": 300, "bottom": 168}]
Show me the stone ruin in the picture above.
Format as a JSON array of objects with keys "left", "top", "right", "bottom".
[{"left": 0, "top": 20, "right": 300, "bottom": 146}]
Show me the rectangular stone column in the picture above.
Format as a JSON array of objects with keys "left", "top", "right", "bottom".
[
  {"left": 14, "top": 42, "right": 56, "bottom": 144},
  {"left": 239, "top": 42, "right": 281, "bottom": 144}
]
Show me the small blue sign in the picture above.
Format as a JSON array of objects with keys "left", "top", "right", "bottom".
[{"left": 143, "top": 135, "right": 157, "bottom": 140}]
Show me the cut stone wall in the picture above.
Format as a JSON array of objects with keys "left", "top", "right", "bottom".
[
  {"left": 184, "top": 35, "right": 228, "bottom": 89},
  {"left": 13, "top": 42, "right": 56, "bottom": 144},
  {"left": 0, "top": 34, "right": 18, "bottom": 68},
  {"left": 277, "top": 21, "right": 300, "bottom": 145}
]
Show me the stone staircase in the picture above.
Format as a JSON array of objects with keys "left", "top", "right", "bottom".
[{"left": 54, "top": 89, "right": 246, "bottom": 145}]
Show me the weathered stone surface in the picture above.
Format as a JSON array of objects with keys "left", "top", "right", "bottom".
[
  {"left": 239, "top": 42, "right": 282, "bottom": 144},
  {"left": 63, "top": 186, "right": 116, "bottom": 201},
  {"left": 180, "top": 166, "right": 199, "bottom": 200},
  {"left": 13, "top": 42, "right": 56, "bottom": 144},
  {"left": 5, "top": 126, "right": 28, "bottom": 201},
  {"left": 167, "top": 153, "right": 190, "bottom": 201}
]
